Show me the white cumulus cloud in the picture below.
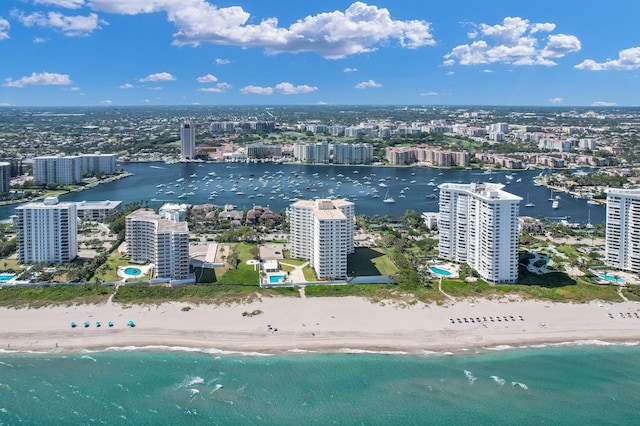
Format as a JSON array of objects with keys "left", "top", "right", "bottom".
[
  {"left": 343, "top": 67, "right": 358, "bottom": 72},
  {"left": 100, "top": 99, "right": 112, "bottom": 105},
  {"left": 196, "top": 74, "right": 218, "bottom": 83},
  {"left": 591, "top": 101, "right": 616, "bottom": 107},
  {"left": 34, "top": 0, "right": 86, "bottom": 9},
  {"left": 575, "top": 46, "right": 640, "bottom": 71},
  {"left": 354, "top": 79, "right": 381, "bottom": 89},
  {"left": 274, "top": 82, "right": 317, "bottom": 95},
  {"left": 119, "top": 83, "right": 134, "bottom": 89},
  {"left": 215, "top": 58, "right": 231, "bottom": 65},
  {"left": 549, "top": 97, "right": 563, "bottom": 104},
  {"left": 139, "top": 72, "right": 176, "bottom": 82},
  {"left": 444, "top": 16, "right": 580, "bottom": 67},
  {"left": 12, "top": 10, "right": 106, "bottom": 36},
  {"left": 240, "top": 85, "right": 274, "bottom": 95},
  {"left": 3, "top": 71, "right": 71, "bottom": 88},
  {"left": 199, "top": 82, "right": 231, "bottom": 93},
  {"left": 86, "top": 1, "right": 435, "bottom": 59},
  {"left": 0, "top": 17, "right": 9, "bottom": 40}
]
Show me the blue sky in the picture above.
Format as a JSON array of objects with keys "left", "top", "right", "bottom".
[{"left": 0, "top": 0, "right": 639, "bottom": 106}]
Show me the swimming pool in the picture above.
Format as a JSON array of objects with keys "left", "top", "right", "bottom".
[
  {"left": 124, "top": 267, "right": 143, "bottom": 277},
  {"left": 600, "top": 273, "right": 625, "bottom": 283},
  {"left": 0, "top": 274, "right": 14, "bottom": 281},
  {"left": 430, "top": 266, "right": 452, "bottom": 277},
  {"left": 269, "top": 274, "right": 286, "bottom": 284}
]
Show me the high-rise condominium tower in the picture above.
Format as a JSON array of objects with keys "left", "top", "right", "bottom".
[{"left": 438, "top": 182, "right": 521, "bottom": 284}]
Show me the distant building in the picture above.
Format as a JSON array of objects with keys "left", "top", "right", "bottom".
[
  {"left": 293, "top": 142, "right": 329, "bottom": 164},
  {"left": 79, "top": 154, "right": 116, "bottom": 175},
  {"left": 247, "top": 142, "right": 282, "bottom": 160},
  {"left": 181, "top": 121, "right": 196, "bottom": 161},
  {"left": 290, "top": 199, "right": 354, "bottom": 280},
  {"left": 75, "top": 200, "right": 121, "bottom": 220},
  {"left": 126, "top": 209, "right": 190, "bottom": 280},
  {"left": 605, "top": 188, "right": 640, "bottom": 272},
  {"left": 33, "top": 155, "right": 81, "bottom": 185},
  {"left": 16, "top": 196, "right": 78, "bottom": 265},
  {"left": 0, "top": 161, "right": 10, "bottom": 196},
  {"left": 332, "top": 143, "right": 373, "bottom": 165},
  {"left": 438, "top": 182, "right": 521, "bottom": 284}
]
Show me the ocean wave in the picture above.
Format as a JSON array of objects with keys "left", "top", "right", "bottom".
[
  {"left": 103, "top": 345, "right": 272, "bottom": 357},
  {"left": 464, "top": 370, "right": 477, "bottom": 384},
  {"left": 287, "top": 349, "right": 318, "bottom": 354},
  {"left": 519, "top": 340, "right": 640, "bottom": 349},
  {"left": 512, "top": 381, "right": 529, "bottom": 390},
  {"left": 337, "top": 348, "right": 409, "bottom": 355},
  {"left": 490, "top": 375, "right": 506, "bottom": 386}
]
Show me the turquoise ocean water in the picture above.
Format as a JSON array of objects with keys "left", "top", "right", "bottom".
[{"left": 1, "top": 345, "right": 639, "bottom": 424}]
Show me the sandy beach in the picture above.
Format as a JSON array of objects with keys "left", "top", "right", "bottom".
[{"left": 1, "top": 296, "right": 640, "bottom": 354}]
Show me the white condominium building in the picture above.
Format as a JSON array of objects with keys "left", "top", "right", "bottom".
[
  {"left": 180, "top": 121, "right": 196, "bottom": 161},
  {"left": 16, "top": 196, "right": 78, "bottom": 265},
  {"left": 438, "top": 182, "right": 521, "bottom": 284},
  {"left": 126, "top": 209, "right": 190, "bottom": 280},
  {"left": 33, "top": 155, "right": 82, "bottom": 185},
  {"left": 605, "top": 188, "right": 640, "bottom": 272},
  {"left": 290, "top": 199, "right": 355, "bottom": 280}
]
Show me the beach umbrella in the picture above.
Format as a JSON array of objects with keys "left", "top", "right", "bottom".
[
  {"left": 127, "top": 320, "right": 135, "bottom": 327},
  {"left": 108, "top": 321, "right": 113, "bottom": 327},
  {"left": 70, "top": 322, "right": 76, "bottom": 328},
  {"left": 83, "top": 321, "right": 90, "bottom": 328},
  {"left": 95, "top": 321, "right": 101, "bottom": 327}
]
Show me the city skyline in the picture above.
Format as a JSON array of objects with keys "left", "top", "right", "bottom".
[{"left": 0, "top": 0, "right": 638, "bottom": 107}]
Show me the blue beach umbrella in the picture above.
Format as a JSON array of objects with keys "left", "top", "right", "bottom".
[
  {"left": 95, "top": 321, "right": 101, "bottom": 327},
  {"left": 108, "top": 321, "right": 113, "bottom": 327},
  {"left": 70, "top": 322, "right": 76, "bottom": 328},
  {"left": 127, "top": 320, "right": 135, "bottom": 327},
  {"left": 83, "top": 321, "right": 90, "bottom": 328}
]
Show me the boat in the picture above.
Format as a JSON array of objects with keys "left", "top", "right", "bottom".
[
  {"left": 524, "top": 194, "right": 535, "bottom": 208},
  {"left": 552, "top": 200, "right": 559, "bottom": 209},
  {"left": 383, "top": 189, "right": 395, "bottom": 204},
  {"left": 587, "top": 199, "right": 599, "bottom": 205}
]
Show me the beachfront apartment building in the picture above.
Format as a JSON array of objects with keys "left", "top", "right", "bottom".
[
  {"left": 16, "top": 196, "right": 78, "bottom": 265},
  {"left": 180, "top": 121, "right": 196, "bottom": 161},
  {"left": 604, "top": 188, "right": 640, "bottom": 272},
  {"left": 438, "top": 182, "right": 521, "bottom": 284},
  {"left": 290, "top": 199, "right": 355, "bottom": 280},
  {"left": 126, "top": 209, "right": 190, "bottom": 280}
]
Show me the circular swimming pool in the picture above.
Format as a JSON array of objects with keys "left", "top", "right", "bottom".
[{"left": 124, "top": 267, "right": 143, "bottom": 277}]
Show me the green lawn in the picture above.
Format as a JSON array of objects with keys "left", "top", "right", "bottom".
[
  {"left": 214, "top": 243, "right": 259, "bottom": 285},
  {"left": 347, "top": 247, "right": 398, "bottom": 276},
  {"left": 91, "top": 251, "right": 131, "bottom": 283}
]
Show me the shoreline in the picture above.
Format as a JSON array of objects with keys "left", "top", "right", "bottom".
[{"left": 1, "top": 296, "right": 640, "bottom": 356}]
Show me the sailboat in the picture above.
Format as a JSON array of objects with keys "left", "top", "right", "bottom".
[
  {"left": 383, "top": 189, "right": 395, "bottom": 204},
  {"left": 524, "top": 194, "right": 535, "bottom": 208}
]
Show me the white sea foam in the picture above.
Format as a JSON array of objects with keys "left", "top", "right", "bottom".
[
  {"left": 512, "top": 382, "right": 528, "bottom": 390},
  {"left": 210, "top": 384, "right": 223, "bottom": 393},
  {"left": 104, "top": 345, "right": 272, "bottom": 357},
  {"left": 338, "top": 348, "right": 409, "bottom": 355},
  {"left": 80, "top": 355, "right": 97, "bottom": 362},
  {"left": 464, "top": 370, "right": 477, "bottom": 384},
  {"left": 287, "top": 349, "right": 318, "bottom": 354},
  {"left": 491, "top": 376, "right": 506, "bottom": 386},
  {"left": 189, "top": 389, "right": 200, "bottom": 397},
  {"left": 486, "top": 345, "right": 516, "bottom": 352},
  {"left": 0, "top": 408, "right": 7, "bottom": 413},
  {"left": 0, "top": 361, "right": 13, "bottom": 368},
  {"left": 519, "top": 340, "right": 640, "bottom": 350}
]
